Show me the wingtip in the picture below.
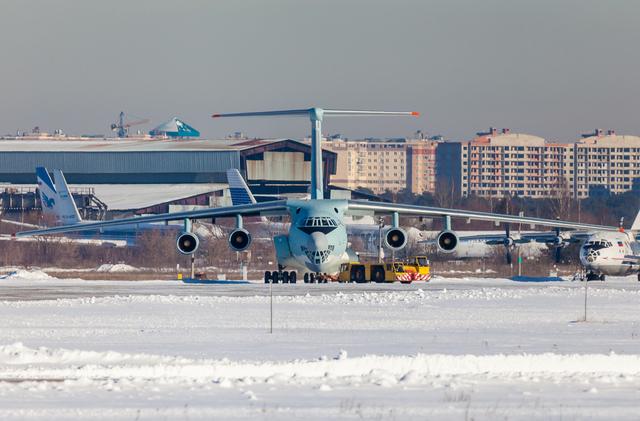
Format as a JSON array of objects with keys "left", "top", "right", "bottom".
[
  {"left": 411, "top": 111, "right": 420, "bottom": 117},
  {"left": 211, "top": 114, "right": 221, "bottom": 118}
]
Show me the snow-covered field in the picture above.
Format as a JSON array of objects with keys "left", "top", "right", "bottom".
[{"left": 0, "top": 271, "right": 639, "bottom": 419}]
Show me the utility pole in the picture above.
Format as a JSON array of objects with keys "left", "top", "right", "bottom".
[
  {"left": 583, "top": 275, "right": 589, "bottom": 322},
  {"left": 269, "top": 276, "right": 273, "bottom": 334},
  {"left": 378, "top": 216, "right": 384, "bottom": 263}
]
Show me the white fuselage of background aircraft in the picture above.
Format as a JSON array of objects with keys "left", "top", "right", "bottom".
[{"left": 579, "top": 231, "right": 640, "bottom": 277}]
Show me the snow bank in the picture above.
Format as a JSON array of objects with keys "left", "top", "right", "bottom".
[
  {"left": 96, "top": 264, "right": 141, "bottom": 273},
  {"left": 0, "top": 269, "right": 55, "bottom": 281},
  {"left": 1, "top": 343, "right": 639, "bottom": 386}
]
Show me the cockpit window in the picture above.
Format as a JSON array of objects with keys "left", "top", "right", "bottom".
[
  {"left": 297, "top": 217, "right": 339, "bottom": 235},
  {"left": 583, "top": 240, "right": 611, "bottom": 251},
  {"left": 300, "top": 217, "right": 338, "bottom": 227}
]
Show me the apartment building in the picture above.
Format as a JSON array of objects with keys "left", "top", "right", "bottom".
[
  {"left": 572, "top": 130, "right": 640, "bottom": 197},
  {"left": 458, "top": 128, "right": 640, "bottom": 198},
  {"left": 324, "top": 138, "right": 439, "bottom": 195},
  {"left": 459, "top": 128, "right": 569, "bottom": 198}
]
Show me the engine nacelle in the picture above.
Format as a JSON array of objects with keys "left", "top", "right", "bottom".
[
  {"left": 546, "top": 236, "right": 566, "bottom": 248},
  {"left": 436, "top": 230, "right": 459, "bottom": 253},
  {"left": 384, "top": 228, "right": 408, "bottom": 250},
  {"left": 503, "top": 237, "right": 515, "bottom": 248},
  {"left": 176, "top": 232, "right": 199, "bottom": 255},
  {"left": 228, "top": 228, "right": 252, "bottom": 252}
]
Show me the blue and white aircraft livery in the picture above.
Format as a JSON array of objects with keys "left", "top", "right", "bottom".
[
  {"left": 35, "top": 167, "right": 178, "bottom": 244},
  {"left": 36, "top": 167, "right": 82, "bottom": 225},
  {"left": 18, "top": 108, "right": 628, "bottom": 283}
]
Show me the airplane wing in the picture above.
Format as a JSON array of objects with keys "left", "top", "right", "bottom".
[
  {"left": 447, "top": 233, "right": 533, "bottom": 244},
  {"left": 346, "top": 200, "right": 620, "bottom": 232},
  {"left": 15, "top": 201, "right": 289, "bottom": 237}
]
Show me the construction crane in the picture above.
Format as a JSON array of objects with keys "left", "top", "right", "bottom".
[{"left": 110, "top": 112, "right": 150, "bottom": 138}]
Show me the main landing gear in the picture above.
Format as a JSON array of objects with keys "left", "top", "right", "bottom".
[
  {"left": 263, "top": 269, "right": 330, "bottom": 284},
  {"left": 585, "top": 272, "right": 605, "bottom": 282},
  {"left": 264, "top": 270, "right": 297, "bottom": 284}
]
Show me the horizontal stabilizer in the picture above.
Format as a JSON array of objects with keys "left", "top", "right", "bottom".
[{"left": 213, "top": 108, "right": 419, "bottom": 120}]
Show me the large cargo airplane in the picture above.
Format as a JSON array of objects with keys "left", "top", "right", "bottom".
[{"left": 17, "top": 108, "right": 623, "bottom": 283}]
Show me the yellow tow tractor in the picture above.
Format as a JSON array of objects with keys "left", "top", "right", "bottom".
[
  {"left": 337, "top": 256, "right": 431, "bottom": 283},
  {"left": 402, "top": 256, "right": 432, "bottom": 282}
]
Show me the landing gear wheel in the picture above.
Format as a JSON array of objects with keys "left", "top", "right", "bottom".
[
  {"left": 372, "top": 267, "right": 385, "bottom": 283},
  {"left": 310, "top": 273, "right": 317, "bottom": 283},
  {"left": 271, "top": 271, "right": 280, "bottom": 283},
  {"left": 303, "top": 273, "right": 309, "bottom": 283},
  {"left": 282, "top": 271, "right": 290, "bottom": 283},
  {"left": 289, "top": 271, "right": 297, "bottom": 284},
  {"left": 637, "top": 273, "right": 640, "bottom": 282},
  {"left": 264, "top": 271, "right": 271, "bottom": 284},
  {"left": 599, "top": 274, "right": 605, "bottom": 282},
  {"left": 586, "top": 272, "right": 598, "bottom": 282}
]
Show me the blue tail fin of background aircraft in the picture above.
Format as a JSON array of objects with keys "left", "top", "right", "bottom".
[
  {"left": 36, "top": 167, "right": 82, "bottom": 226},
  {"left": 226, "top": 169, "right": 257, "bottom": 206}
]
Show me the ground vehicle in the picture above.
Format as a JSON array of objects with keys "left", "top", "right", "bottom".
[
  {"left": 337, "top": 257, "right": 431, "bottom": 283},
  {"left": 402, "top": 256, "right": 431, "bottom": 281}
]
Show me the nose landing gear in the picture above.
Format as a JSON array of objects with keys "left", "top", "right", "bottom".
[{"left": 303, "top": 273, "right": 329, "bottom": 283}]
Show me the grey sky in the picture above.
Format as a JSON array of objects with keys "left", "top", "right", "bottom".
[{"left": 1, "top": 0, "right": 638, "bottom": 141}]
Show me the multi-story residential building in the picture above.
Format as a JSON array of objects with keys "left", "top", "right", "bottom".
[
  {"left": 407, "top": 141, "right": 438, "bottom": 194},
  {"left": 325, "top": 128, "right": 640, "bottom": 199},
  {"left": 325, "top": 138, "right": 438, "bottom": 194},
  {"left": 572, "top": 130, "right": 640, "bottom": 197},
  {"left": 457, "top": 128, "right": 640, "bottom": 199},
  {"left": 459, "top": 128, "right": 570, "bottom": 198}
]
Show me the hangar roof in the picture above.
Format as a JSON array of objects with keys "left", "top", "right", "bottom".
[
  {"left": 0, "top": 183, "right": 227, "bottom": 211},
  {"left": 88, "top": 183, "right": 226, "bottom": 210},
  {"left": 0, "top": 138, "right": 300, "bottom": 152}
]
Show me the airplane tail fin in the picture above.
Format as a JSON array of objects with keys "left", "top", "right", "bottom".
[
  {"left": 631, "top": 210, "right": 640, "bottom": 232},
  {"left": 36, "top": 167, "right": 60, "bottom": 224},
  {"left": 52, "top": 169, "right": 82, "bottom": 225},
  {"left": 36, "top": 167, "right": 82, "bottom": 226},
  {"left": 226, "top": 168, "right": 268, "bottom": 222},
  {"left": 226, "top": 169, "right": 257, "bottom": 205}
]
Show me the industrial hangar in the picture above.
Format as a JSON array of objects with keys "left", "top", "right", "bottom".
[{"left": 0, "top": 138, "right": 337, "bottom": 218}]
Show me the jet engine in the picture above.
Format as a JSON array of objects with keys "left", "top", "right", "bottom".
[
  {"left": 384, "top": 228, "right": 407, "bottom": 250},
  {"left": 176, "top": 232, "right": 199, "bottom": 255},
  {"left": 436, "top": 230, "right": 459, "bottom": 253},
  {"left": 228, "top": 228, "right": 252, "bottom": 252}
]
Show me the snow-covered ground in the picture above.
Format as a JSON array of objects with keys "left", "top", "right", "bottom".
[{"left": 0, "top": 272, "right": 639, "bottom": 419}]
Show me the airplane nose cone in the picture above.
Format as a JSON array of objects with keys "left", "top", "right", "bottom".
[{"left": 308, "top": 231, "right": 328, "bottom": 250}]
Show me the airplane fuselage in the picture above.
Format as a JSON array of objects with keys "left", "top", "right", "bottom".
[
  {"left": 279, "top": 199, "right": 350, "bottom": 274},
  {"left": 579, "top": 231, "right": 640, "bottom": 276}
]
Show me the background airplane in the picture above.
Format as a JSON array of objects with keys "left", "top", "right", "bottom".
[
  {"left": 36, "top": 167, "right": 180, "bottom": 244},
  {"left": 18, "top": 108, "right": 622, "bottom": 284},
  {"left": 431, "top": 215, "right": 640, "bottom": 281}
]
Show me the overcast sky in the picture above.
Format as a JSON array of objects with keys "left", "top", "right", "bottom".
[{"left": 1, "top": 0, "right": 639, "bottom": 141}]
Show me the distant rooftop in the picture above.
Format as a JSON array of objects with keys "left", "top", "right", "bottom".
[{"left": 0, "top": 138, "right": 301, "bottom": 152}]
